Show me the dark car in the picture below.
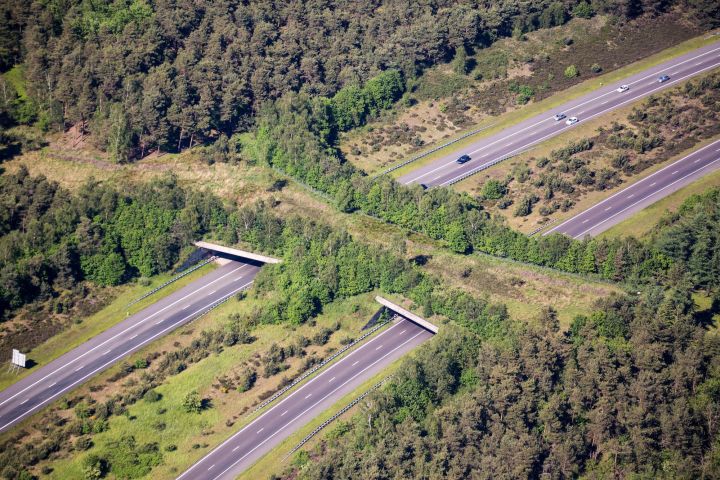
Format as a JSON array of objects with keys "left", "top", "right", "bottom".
[
  {"left": 456, "top": 154, "right": 471, "bottom": 164},
  {"left": 419, "top": 183, "right": 428, "bottom": 190},
  {"left": 658, "top": 75, "right": 670, "bottom": 83}
]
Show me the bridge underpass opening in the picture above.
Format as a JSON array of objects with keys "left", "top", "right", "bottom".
[
  {"left": 375, "top": 296, "right": 439, "bottom": 334},
  {"left": 194, "top": 240, "right": 282, "bottom": 266}
]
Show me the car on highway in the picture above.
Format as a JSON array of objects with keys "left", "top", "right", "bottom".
[
  {"left": 616, "top": 84, "right": 629, "bottom": 92},
  {"left": 565, "top": 116, "right": 579, "bottom": 125},
  {"left": 658, "top": 75, "right": 670, "bottom": 83},
  {"left": 456, "top": 154, "right": 471, "bottom": 164},
  {"left": 419, "top": 183, "right": 428, "bottom": 190},
  {"left": 553, "top": 113, "right": 566, "bottom": 121}
]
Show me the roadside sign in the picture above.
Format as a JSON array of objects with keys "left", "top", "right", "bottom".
[{"left": 11, "top": 349, "right": 26, "bottom": 368}]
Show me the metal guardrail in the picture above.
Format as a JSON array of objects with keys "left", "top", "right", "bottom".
[
  {"left": 527, "top": 217, "right": 561, "bottom": 237},
  {"left": 250, "top": 316, "right": 397, "bottom": 415},
  {"left": 371, "top": 123, "right": 496, "bottom": 180},
  {"left": 443, "top": 147, "right": 534, "bottom": 187},
  {"left": 283, "top": 376, "right": 391, "bottom": 461},
  {"left": 126, "top": 256, "right": 216, "bottom": 308}
]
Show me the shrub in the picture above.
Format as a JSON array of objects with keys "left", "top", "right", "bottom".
[
  {"left": 590, "top": 63, "right": 602, "bottom": 73},
  {"left": 182, "top": 391, "right": 203, "bottom": 414},
  {"left": 481, "top": 179, "right": 506, "bottom": 200},
  {"left": 573, "top": 1, "right": 594, "bottom": 18},
  {"left": 143, "top": 389, "right": 161, "bottom": 403},
  {"left": 564, "top": 65, "right": 579, "bottom": 78}
]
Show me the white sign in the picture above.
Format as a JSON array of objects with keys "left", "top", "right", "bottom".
[{"left": 11, "top": 349, "right": 26, "bottom": 368}]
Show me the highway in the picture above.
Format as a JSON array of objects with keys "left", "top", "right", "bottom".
[
  {"left": 544, "top": 138, "right": 720, "bottom": 238},
  {"left": 177, "top": 317, "right": 434, "bottom": 480},
  {"left": 0, "top": 259, "right": 260, "bottom": 433},
  {"left": 399, "top": 40, "right": 720, "bottom": 187}
]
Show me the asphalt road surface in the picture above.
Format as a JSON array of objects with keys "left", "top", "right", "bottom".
[
  {"left": 399, "top": 40, "right": 720, "bottom": 187},
  {"left": 0, "top": 259, "right": 260, "bottom": 433},
  {"left": 177, "top": 317, "right": 434, "bottom": 480},
  {"left": 544, "top": 138, "right": 720, "bottom": 238}
]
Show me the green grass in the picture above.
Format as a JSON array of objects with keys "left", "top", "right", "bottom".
[
  {"left": 600, "top": 158, "right": 720, "bottom": 240},
  {"left": 0, "top": 263, "right": 217, "bottom": 391},
  {"left": 3, "top": 65, "right": 28, "bottom": 99},
  {"left": 31, "top": 293, "right": 386, "bottom": 479},
  {"left": 391, "top": 32, "right": 720, "bottom": 178}
]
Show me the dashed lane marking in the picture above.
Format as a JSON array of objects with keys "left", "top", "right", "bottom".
[
  {"left": 672, "top": 170, "right": 679, "bottom": 174},
  {"left": 582, "top": 219, "right": 589, "bottom": 224},
  {"left": 351, "top": 361, "right": 359, "bottom": 366},
  {"left": 627, "top": 194, "right": 635, "bottom": 199},
  {"left": 605, "top": 207, "right": 612, "bottom": 211},
  {"left": 257, "top": 428, "right": 264, "bottom": 434},
  {"left": 650, "top": 182, "right": 657, "bottom": 187},
  {"left": 207, "top": 465, "right": 215, "bottom": 471},
  {"left": 305, "top": 394, "right": 312, "bottom": 399},
  {"left": 375, "top": 345, "right": 383, "bottom": 351},
  {"left": 328, "top": 377, "right": 336, "bottom": 383},
  {"left": 400, "top": 329, "right": 407, "bottom": 334},
  {"left": 281, "top": 410, "right": 288, "bottom": 417},
  {"left": 74, "top": 365, "right": 84, "bottom": 372}
]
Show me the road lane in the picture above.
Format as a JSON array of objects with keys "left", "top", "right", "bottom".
[
  {"left": 177, "top": 317, "right": 434, "bottom": 480},
  {"left": 399, "top": 41, "right": 720, "bottom": 187},
  {"left": 0, "top": 259, "right": 261, "bottom": 432},
  {"left": 544, "top": 138, "right": 720, "bottom": 238}
]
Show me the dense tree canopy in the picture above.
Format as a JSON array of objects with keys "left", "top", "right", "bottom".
[
  {"left": 0, "top": 169, "right": 225, "bottom": 319},
  {"left": 0, "top": 0, "right": 704, "bottom": 158}
]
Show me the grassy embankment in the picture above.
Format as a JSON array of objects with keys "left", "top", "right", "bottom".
[{"left": 15, "top": 293, "right": 394, "bottom": 479}]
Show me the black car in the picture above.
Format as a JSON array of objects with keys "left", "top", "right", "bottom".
[
  {"left": 456, "top": 154, "right": 471, "bottom": 164},
  {"left": 658, "top": 75, "right": 670, "bottom": 83},
  {"left": 419, "top": 183, "right": 428, "bottom": 190}
]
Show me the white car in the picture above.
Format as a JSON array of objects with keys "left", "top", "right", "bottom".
[
  {"left": 553, "top": 113, "right": 566, "bottom": 121},
  {"left": 616, "top": 84, "right": 629, "bottom": 93},
  {"left": 565, "top": 116, "right": 578, "bottom": 125}
]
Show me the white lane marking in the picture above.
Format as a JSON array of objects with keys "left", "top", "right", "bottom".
[
  {"left": 130, "top": 334, "right": 138, "bottom": 340},
  {"left": 177, "top": 320, "right": 410, "bottom": 480},
  {"left": 375, "top": 345, "right": 383, "bottom": 351},
  {"left": 572, "top": 157, "right": 720, "bottom": 238},
  {"left": 48, "top": 382, "right": 56, "bottom": 388},
  {"left": 256, "top": 428, "right": 264, "bottom": 434},
  {"left": 207, "top": 465, "right": 215, "bottom": 471},
  {"left": 201, "top": 330, "right": 428, "bottom": 480},
  {"left": 403, "top": 46, "right": 720, "bottom": 184},
  {"left": 328, "top": 377, "right": 336, "bottom": 383},
  {"left": 627, "top": 194, "right": 635, "bottom": 199},
  {"left": 602, "top": 101, "right": 609, "bottom": 105},
  {"left": 0, "top": 263, "right": 252, "bottom": 410},
  {"left": 182, "top": 305, "right": 189, "bottom": 310},
  {"left": 716, "top": 148, "right": 720, "bottom": 153},
  {"left": 155, "top": 320, "right": 163, "bottom": 325},
  {"left": 672, "top": 170, "right": 679, "bottom": 174},
  {"left": 650, "top": 182, "right": 657, "bottom": 187},
  {"left": 232, "top": 446, "right": 240, "bottom": 452},
  {"left": 0, "top": 279, "right": 256, "bottom": 432},
  {"left": 305, "top": 394, "right": 312, "bottom": 399},
  {"left": 582, "top": 219, "right": 589, "bottom": 224},
  {"left": 208, "top": 290, "right": 217, "bottom": 295},
  {"left": 103, "top": 349, "right": 112, "bottom": 355},
  {"left": 352, "top": 361, "right": 359, "bottom": 366},
  {"left": 545, "top": 138, "right": 720, "bottom": 235},
  {"left": 20, "top": 399, "right": 28, "bottom": 405},
  {"left": 436, "top": 60, "right": 720, "bottom": 188},
  {"left": 400, "top": 329, "right": 407, "bottom": 334},
  {"left": 695, "top": 159, "right": 702, "bottom": 163},
  {"left": 74, "top": 365, "right": 84, "bottom": 372}
]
